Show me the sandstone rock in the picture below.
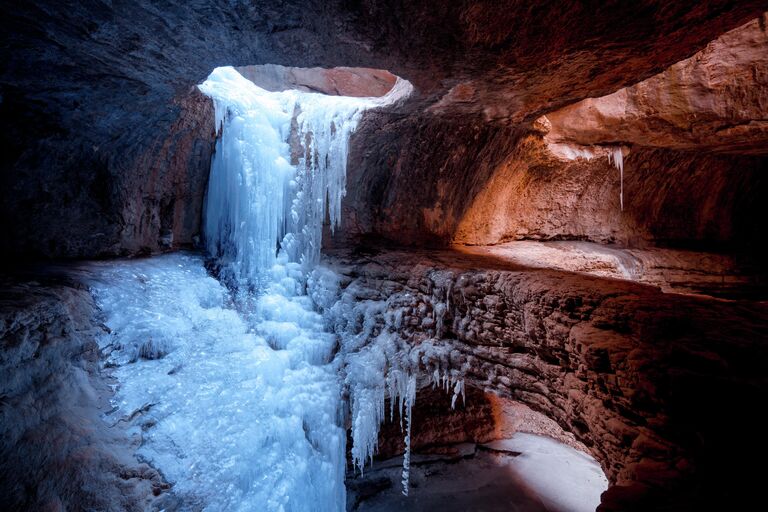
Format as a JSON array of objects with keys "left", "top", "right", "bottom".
[
  {"left": 454, "top": 241, "right": 766, "bottom": 299},
  {"left": 2, "top": 1, "right": 765, "bottom": 259},
  {"left": 321, "top": 247, "right": 768, "bottom": 511},
  {"left": 237, "top": 65, "right": 396, "bottom": 97},
  {"left": 543, "top": 14, "right": 768, "bottom": 154},
  {"left": 341, "top": 120, "right": 768, "bottom": 253}
]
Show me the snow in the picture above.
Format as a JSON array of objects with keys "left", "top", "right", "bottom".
[
  {"left": 482, "top": 433, "right": 609, "bottom": 512},
  {"left": 353, "top": 432, "right": 608, "bottom": 512},
  {"left": 546, "top": 142, "right": 601, "bottom": 161}
]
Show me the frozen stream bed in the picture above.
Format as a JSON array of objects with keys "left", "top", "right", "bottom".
[{"left": 86, "top": 252, "right": 345, "bottom": 511}]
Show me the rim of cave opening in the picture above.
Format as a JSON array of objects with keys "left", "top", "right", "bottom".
[{"left": 228, "top": 64, "right": 402, "bottom": 98}]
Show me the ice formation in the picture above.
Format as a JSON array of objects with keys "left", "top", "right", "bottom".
[
  {"left": 87, "top": 254, "right": 345, "bottom": 511},
  {"left": 199, "top": 66, "right": 412, "bottom": 289},
  {"left": 84, "top": 67, "right": 414, "bottom": 511},
  {"left": 607, "top": 146, "right": 625, "bottom": 211},
  {"left": 199, "top": 67, "right": 422, "bottom": 496},
  {"left": 308, "top": 266, "right": 469, "bottom": 495}
]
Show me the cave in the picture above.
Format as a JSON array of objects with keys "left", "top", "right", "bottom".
[{"left": 1, "top": 2, "right": 767, "bottom": 511}]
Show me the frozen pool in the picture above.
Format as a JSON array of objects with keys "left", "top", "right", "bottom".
[{"left": 87, "top": 253, "right": 345, "bottom": 511}]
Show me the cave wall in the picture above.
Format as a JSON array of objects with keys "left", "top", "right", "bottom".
[
  {"left": 0, "top": 276, "right": 164, "bottom": 511},
  {"left": 321, "top": 248, "right": 768, "bottom": 511},
  {"left": 544, "top": 13, "right": 768, "bottom": 154},
  {"left": 1, "top": 0, "right": 766, "bottom": 259},
  {"left": 0, "top": 86, "right": 215, "bottom": 258},
  {"left": 341, "top": 117, "right": 768, "bottom": 254},
  {"left": 236, "top": 65, "right": 397, "bottom": 97},
  {"left": 340, "top": 110, "right": 524, "bottom": 246},
  {"left": 339, "top": 12, "right": 768, "bottom": 256},
  {"left": 453, "top": 139, "right": 768, "bottom": 252},
  {"left": 112, "top": 88, "right": 215, "bottom": 256}
]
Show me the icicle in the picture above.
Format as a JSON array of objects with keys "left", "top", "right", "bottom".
[
  {"left": 401, "top": 374, "right": 416, "bottom": 496},
  {"left": 198, "top": 67, "right": 412, "bottom": 289},
  {"left": 434, "top": 302, "right": 446, "bottom": 338},
  {"left": 607, "top": 146, "right": 624, "bottom": 211},
  {"left": 450, "top": 379, "right": 465, "bottom": 410}
]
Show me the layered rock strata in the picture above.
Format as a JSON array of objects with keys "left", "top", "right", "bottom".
[{"left": 320, "top": 248, "right": 768, "bottom": 511}]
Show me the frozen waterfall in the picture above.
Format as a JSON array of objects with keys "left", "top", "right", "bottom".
[
  {"left": 199, "top": 66, "right": 412, "bottom": 290},
  {"left": 85, "top": 66, "right": 412, "bottom": 512},
  {"left": 88, "top": 253, "right": 346, "bottom": 511}
]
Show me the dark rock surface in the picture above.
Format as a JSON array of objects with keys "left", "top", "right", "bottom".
[
  {"left": 373, "top": 384, "right": 496, "bottom": 460},
  {"left": 1, "top": 0, "right": 765, "bottom": 259},
  {"left": 0, "top": 272, "right": 163, "bottom": 511},
  {"left": 320, "top": 247, "right": 768, "bottom": 511}
]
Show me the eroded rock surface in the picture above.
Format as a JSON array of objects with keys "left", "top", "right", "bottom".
[
  {"left": 543, "top": 14, "right": 768, "bottom": 154},
  {"left": 320, "top": 248, "right": 768, "bottom": 511},
  {"left": 456, "top": 241, "right": 767, "bottom": 300},
  {"left": 341, "top": 120, "right": 768, "bottom": 252},
  {"left": 237, "top": 65, "right": 397, "bottom": 97},
  {"left": 2, "top": 1, "right": 765, "bottom": 259},
  {"left": 0, "top": 86, "right": 215, "bottom": 258}
]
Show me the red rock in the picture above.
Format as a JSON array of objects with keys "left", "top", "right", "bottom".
[
  {"left": 543, "top": 14, "right": 768, "bottom": 154},
  {"left": 324, "top": 247, "right": 768, "bottom": 511},
  {"left": 236, "top": 65, "right": 397, "bottom": 97}
]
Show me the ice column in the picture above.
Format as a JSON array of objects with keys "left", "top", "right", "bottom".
[{"left": 199, "top": 67, "right": 412, "bottom": 289}]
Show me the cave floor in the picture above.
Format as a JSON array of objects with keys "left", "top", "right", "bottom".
[
  {"left": 348, "top": 433, "right": 607, "bottom": 512},
  {"left": 83, "top": 253, "right": 346, "bottom": 510},
  {"left": 4, "top": 242, "right": 766, "bottom": 510}
]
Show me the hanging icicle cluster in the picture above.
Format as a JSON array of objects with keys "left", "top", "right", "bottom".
[{"left": 199, "top": 66, "right": 412, "bottom": 290}]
